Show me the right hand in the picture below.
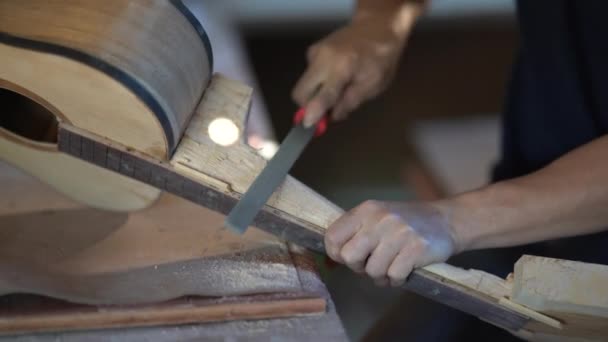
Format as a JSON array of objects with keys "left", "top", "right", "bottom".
[
  {"left": 324, "top": 200, "right": 460, "bottom": 287},
  {"left": 291, "top": 11, "right": 414, "bottom": 127}
]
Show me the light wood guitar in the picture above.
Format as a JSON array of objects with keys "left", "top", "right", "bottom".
[{"left": 0, "top": 0, "right": 213, "bottom": 211}]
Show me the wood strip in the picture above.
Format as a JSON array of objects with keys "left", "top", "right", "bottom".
[
  {"left": 498, "top": 298, "right": 563, "bottom": 330},
  {"left": 0, "top": 293, "right": 326, "bottom": 336},
  {"left": 405, "top": 268, "right": 530, "bottom": 330}
]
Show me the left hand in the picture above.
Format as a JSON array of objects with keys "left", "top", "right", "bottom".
[{"left": 324, "top": 200, "right": 459, "bottom": 287}]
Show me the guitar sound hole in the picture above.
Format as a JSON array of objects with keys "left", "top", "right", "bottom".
[{"left": 0, "top": 88, "right": 58, "bottom": 144}]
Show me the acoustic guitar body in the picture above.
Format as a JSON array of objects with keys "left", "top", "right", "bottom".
[{"left": 0, "top": 0, "right": 213, "bottom": 211}]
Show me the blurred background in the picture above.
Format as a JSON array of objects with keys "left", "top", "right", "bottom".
[{"left": 187, "top": 1, "right": 520, "bottom": 340}]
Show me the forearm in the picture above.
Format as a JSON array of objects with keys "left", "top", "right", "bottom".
[{"left": 440, "top": 135, "right": 608, "bottom": 252}]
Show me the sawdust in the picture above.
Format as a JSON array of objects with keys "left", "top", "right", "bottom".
[
  {"left": 0, "top": 247, "right": 303, "bottom": 306},
  {"left": 0, "top": 168, "right": 302, "bottom": 306}
]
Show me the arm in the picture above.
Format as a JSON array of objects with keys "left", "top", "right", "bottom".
[
  {"left": 445, "top": 134, "right": 608, "bottom": 251},
  {"left": 325, "top": 135, "right": 608, "bottom": 286},
  {"left": 292, "top": 0, "right": 430, "bottom": 126}
]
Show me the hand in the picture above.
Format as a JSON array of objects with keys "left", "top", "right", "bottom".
[
  {"left": 292, "top": 11, "right": 413, "bottom": 127},
  {"left": 324, "top": 200, "right": 459, "bottom": 287}
]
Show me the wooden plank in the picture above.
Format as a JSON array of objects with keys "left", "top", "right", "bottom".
[
  {"left": 513, "top": 255, "right": 608, "bottom": 319},
  {"left": 57, "top": 75, "right": 556, "bottom": 333},
  {"left": 512, "top": 255, "right": 608, "bottom": 339},
  {"left": 0, "top": 298, "right": 348, "bottom": 342},
  {"left": 0, "top": 294, "right": 325, "bottom": 336}
]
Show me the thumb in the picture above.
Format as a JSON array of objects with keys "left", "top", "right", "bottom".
[{"left": 302, "top": 97, "right": 327, "bottom": 128}]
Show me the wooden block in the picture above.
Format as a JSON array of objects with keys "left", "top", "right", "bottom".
[{"left": 512, "top": 255, "right": 608, "bottom": 339}]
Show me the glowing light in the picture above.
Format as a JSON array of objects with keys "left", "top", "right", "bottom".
[
  {"left": 208, "top": 118, "right": 239, "bottom": 146},
  {"left": 258, "top": 140, "right": 279, "bottom": 160},
  {"left": 248, "top": 135, "right": 279, "bottom": 160}
]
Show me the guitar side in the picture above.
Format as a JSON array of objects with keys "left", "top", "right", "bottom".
[{"left": 0, "top": 0, "right": 213, "bottom": 211}]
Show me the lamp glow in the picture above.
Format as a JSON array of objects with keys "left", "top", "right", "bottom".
[{"left": 208, "top": 118, "right": 239, "bottom": 146}]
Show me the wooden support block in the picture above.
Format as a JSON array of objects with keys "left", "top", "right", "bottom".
[{"left": 511, "top": 255, "right": 608, "bottom": 340}]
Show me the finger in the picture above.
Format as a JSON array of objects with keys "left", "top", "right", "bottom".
[
  {"left": 347, "top": 256, "right": 366, "bottom": 274},
  {"left": 302, "top": 69, "right": 352, "bottom": 127},
  {"left": 325, "top": 200, "right": 386, "bottom": 266},
  {"left": 292, "top": 62, "right": 326, "bottom": 106},
  {"left": 339, "top": 224, "right": 376, "bottom": 271},
  {"left": 331, "top": 83, "right": 366, "bottom": 122},
  {"left": 365, "top": 234, "right": 403, "bottom": 281},
  {"left": 387, "top": 251, "right": 415, "bottom": 287},
  {"left": 338, "top": 213, "right": 389, "bottom": 274},
  {"left": 324, "top": 210, "right": 366, "bottom": 264}
]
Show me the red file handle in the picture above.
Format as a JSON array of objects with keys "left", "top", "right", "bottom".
[{"left": 293, "top": 107, "right": 328, "bottom": 137}]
